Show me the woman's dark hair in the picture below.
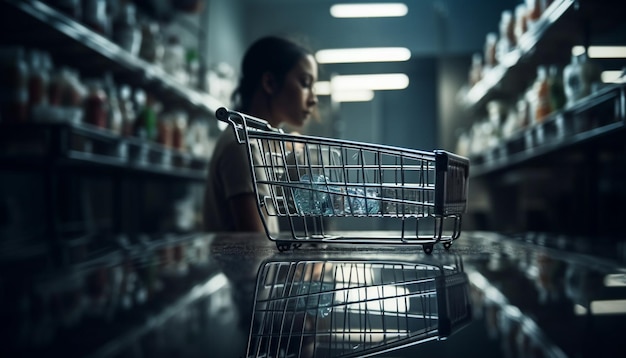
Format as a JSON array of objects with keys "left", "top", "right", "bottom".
[{"left": 231, "top": 36, "right": 312, "bottom": 111}]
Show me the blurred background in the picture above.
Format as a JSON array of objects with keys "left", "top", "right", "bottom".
[{"left": 1, "top": 1, "right": 625, "bottom": 356}]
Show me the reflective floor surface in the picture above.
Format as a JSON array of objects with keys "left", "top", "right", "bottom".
[{"left": 2, "top": 231, "right": 625, "bottom": 358}]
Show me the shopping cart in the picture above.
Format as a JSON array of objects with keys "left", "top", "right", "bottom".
[
  {"left": 215, "top": 107, "right": 469, "bottom": 254},
  {"left": 246, "top": 255, "right": 472, "bottom": 357}
]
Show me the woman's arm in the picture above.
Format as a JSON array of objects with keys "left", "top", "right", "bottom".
[{"left": 229, "top": 193, "right": 266, "bottom": 232}]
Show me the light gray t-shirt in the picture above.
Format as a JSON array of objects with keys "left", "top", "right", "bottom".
[{"left": 203, "top": 127, "right": 279, "bottom": 233}]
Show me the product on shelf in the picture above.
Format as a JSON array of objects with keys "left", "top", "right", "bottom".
[
  {"left": 83, "top": 79, "right": 109, "bottom": 128},
  {"left": 532, "top": 65, "right": 551, "bottom": 123},
  {"left": 104, "top": 74, "right": 123, "bottom": 135},
  {"left": 172, "top": 110, "right": 188, "bottom": 151},
  {"left": 112, "top": 2, "right": 142, "bottom": 56},
  {"left": 469, "top": 53, "right": 483, "bottom": 87},
  {"left": 499, "top": 9, "right": 516, "bottom": 53},
  {"left": 82, "top": 0, "right": 111, "bottom": 36},
  {"left": 157, "top": 112, "right": 174, "bottom": 147},
  {"left": 162, "top": 35, "right": 188, "bottom": 83},
  {"left": 484, "top": 32, "right": 498, "bottom": 69},
  {"left": 547, "top": 65, "right": 566, "bottom": 113},
  {"left": 563, "top": 52, "right": 601, "bottom": 107},
  {"left": 118, "top": 84, "right": 136, "bottom": 137},
  {"left": 27, "top": 49, "right": 51, "bottom": 109},
  {"left": 525, "top": 0, "right": 544, "bottom": 26},
  {"left": 0, "top": 46, "right": 29, "bottom": 122},
  {"left": 514, "top": 4, "right": 528, "bottom": 44},
  {"left": 139, "top": 20, "right": 165, "bottom": 64}
]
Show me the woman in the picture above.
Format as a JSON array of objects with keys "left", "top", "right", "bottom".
[{"left": 204, "top": 35, "right": 319, "bottom": 233}]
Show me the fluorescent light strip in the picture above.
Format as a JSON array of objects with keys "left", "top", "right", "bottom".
[
  {"left": 316, "top": 47, "right": 411, "bottom": 64},
  {"left": 601, "top": 70, "right": 624, "bottom": 83},
  {"left": 314, "top": 81, "right": 331, "bottom": 95},
  {"left": 332, "top": 89, "right": 375, "bottom": 102},
  {"left": 572, "top": 45, "right": 626, "bottom": 58},
  {"left": 332, "top": 73, "right": 409, "bottom": 90},
  {"left": 330, "top": 3, "right": 408, "bottom": 18}
]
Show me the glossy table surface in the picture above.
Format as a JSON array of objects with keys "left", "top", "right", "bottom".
[{"left": 3, "top": 231, "right": 626, "bottom": 358}]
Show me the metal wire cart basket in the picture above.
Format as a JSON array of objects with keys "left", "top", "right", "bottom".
[
  {"left": 246, "top": 256, "right": 471, "bottom": 358},
  {"left": 215, "top": 108, "right": 470, "bottom": 253}
]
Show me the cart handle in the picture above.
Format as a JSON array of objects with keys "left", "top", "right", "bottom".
[{"left": 216, "top": 107, "right": 277, "bottom": 132}]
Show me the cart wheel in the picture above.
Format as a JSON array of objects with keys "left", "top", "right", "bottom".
[
  {"left": 422, "top": 244, "right": 434, "bottom": 254},
  {"left": 276, "top": 242, "right": 291, "bottom": 252},
  {"left": 443, "top": 242, "right": 452, "bottom": 250}
]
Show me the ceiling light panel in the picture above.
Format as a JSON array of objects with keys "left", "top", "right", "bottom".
[
  {"left": 572, "top": 45, "right": 626, "bottom": 58},
  {"left": 316, "top": 47, "right": 411, "bottom": 64},
  {"left": 331, "top": 73, "right": 409, "bottom": 91},
  {"left": 330, "top": 3, "right": 408, "bottom": 18}
]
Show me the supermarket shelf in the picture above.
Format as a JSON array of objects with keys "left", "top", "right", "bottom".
[
  {"left": 2, "top": 0, "right": 223, "bottom": 116},
  {"left": 0, "top": 121, "right": 209, "bottom": 182},
  {"left": 469, "top": 82, "right": 626, "bottom": 177},
  {"left": 459, "top": 0, "right": 625, "bottom": 113}
]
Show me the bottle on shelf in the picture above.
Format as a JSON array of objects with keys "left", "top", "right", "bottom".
[
  {"left": 484, "top": 32, "right": 498, "bottom": 69},
  {"left": 134, "top": 91, "right": 158, "bottom": 141},
  {"left": 498, "top": 9, "right": 516, "bottom": 55},
  {"left": 525, "top": 0, "right": 544, "bottom": 26},
  {"left": 104, "top": 74, "right": 123, "bottom": 135},
  {"left": 139, "top": 21, "right": 165, "bottom": 65},
  {"left": 83, "top": 79, "right": 109, "bottom": 128},
  {"left": 547, "top": 65, "right": 565, "bottom": 113},
  {"left": 563, "top": 52, "right": 601, "bottom": 107},
  {"left": 532, "top": 65, "right": 552, "bottom": 123},
  {"left": 514, "top": 4, "right": 528, "bottom": 44},
  {"left": 27, "top": 49, "right": 49, "bottom": 109},
  {"left": 82, "top": 0, "right": 111, "bottom": 36},
  {"left": 112, "top": 2, "right": 142, "bottom": 56},
  {"left": 118, "top": 85, "right": 136, "bottom": 137},
  {"left": 469, "top": 53, "right": 483, "bottom": 87}
]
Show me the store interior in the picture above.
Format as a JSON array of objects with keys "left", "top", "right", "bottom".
[{"left": 1, "top": 0, "right": 625, "bottom": 357}]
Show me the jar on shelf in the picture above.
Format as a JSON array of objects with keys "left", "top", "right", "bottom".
[
  {"left": 0, "top": 47, "right": 29, "bottom": 122},
  {"left": 112, "top": 2, "right": 142, "bottom": 56},
  {"left": 83, "top": 79, "right": 108, "bottom": 128}
]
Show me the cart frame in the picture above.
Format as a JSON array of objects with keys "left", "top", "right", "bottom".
[{"left": 215, "top": 107, "right": 470, "bottom": 253}]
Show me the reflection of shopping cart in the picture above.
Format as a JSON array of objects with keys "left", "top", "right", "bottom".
[
  {"left": 246, "top": 256, "right": 472, "bottom": 358},
  {"left": 216, "top": 108, "right": 470, "bottom": 253}
]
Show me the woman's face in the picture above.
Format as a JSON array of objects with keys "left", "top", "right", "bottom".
[{"left": 270, "top": 54, "right": 318, "bottom": 127}]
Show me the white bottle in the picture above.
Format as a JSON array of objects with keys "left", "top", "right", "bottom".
[{"left": 563, "top": 53, "right": 600, "bottom": 107}]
